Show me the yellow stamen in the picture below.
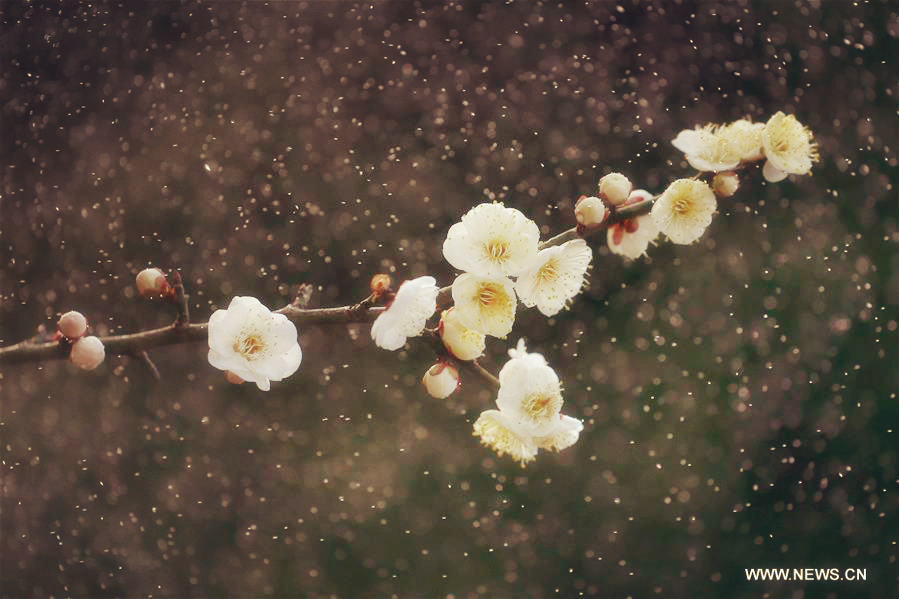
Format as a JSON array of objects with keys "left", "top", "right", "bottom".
[
  {"left": 522, "top": 391, "right": 562, "bottom": 425},
  {"left": 486, "top": 239, "right": 511, "bottom": 263},
  {"left": 236, "top": 335, "right": 265, "bottom": 358},
  {"left": 537, "top": 259, "right": 559, "bottom": 283}
]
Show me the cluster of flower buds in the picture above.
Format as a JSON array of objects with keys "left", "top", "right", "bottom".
[
  {"left": 57, "top": 310, "right": 105, "bottom": 370},
  {"left": 583, "top": 174, "right": 663, "bottom": 260}
]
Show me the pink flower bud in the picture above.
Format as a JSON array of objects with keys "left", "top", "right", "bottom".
[
  {"left": 136, "top": 268, "right": 169, "bottom": 298},
  {"left": 574, "top": 196, "right": 608, "bottom": 227},
  {"left": 69, "top": 336, "right": 105, "bottom": 371},
  {"left": 422, "top": 363, "right": 460, "bottom": 399},
  {"left": 57, "top": 310, "right": 88, "bottom": 339}
]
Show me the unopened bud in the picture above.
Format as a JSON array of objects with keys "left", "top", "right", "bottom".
[
  {"left": 370, "top": 273, "right": 392, "bottom": 296},
  {"left": 574, "top": 196, "right": 608, "bottom": 227},
  {"left": 712, "top": 172, "right": 740, "bottom": 197},
  {"left": 69, "top": 336, "right": 105, "bottom": 370},
  {"left": 57, "top": 310, "right": 88, "bottom": 339},
  {"left": 422, "top": 362, "right": 460, "bottom": 399},
  {"left": 598, "top": 172, "right": 633, "bottom": 205},
  {"left": 136, "top": 268, "right": 169, "bottom": 298}
]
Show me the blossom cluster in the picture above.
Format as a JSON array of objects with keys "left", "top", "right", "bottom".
[
  {"left": 672, "top": 112, "right": 819, "bottom": 182},
  {"left": 361, "top": 202, "right": 593, "bottom": 465},
  {"left": 189, "top": 112, "right": 817, "bottom": 467},
  {"left": 576, "top": 112, "right": 818, "bottom": 258},
  {"left": 444, "top": 202, "right": 593, "bottom": 327}
]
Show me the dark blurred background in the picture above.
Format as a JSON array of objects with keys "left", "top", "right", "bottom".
[{"left": 1, "top": 1, "right": 898, "bottom": 598}]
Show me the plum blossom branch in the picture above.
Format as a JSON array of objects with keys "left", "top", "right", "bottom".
[
  {"left": 0, "top": 305, "right": 385, "bottom": 366},
  {"left": 0, "top": 112, "right": 820, "bottom": 465}
]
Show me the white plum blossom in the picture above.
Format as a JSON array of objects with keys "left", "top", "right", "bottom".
[
  {"left": 370, "top": 276, "right": 439, "bottom": 350},
  {"left": 438, "top": 307, "right": 486, "bottom": 361},
  {"left": 762, "top": 112, "right": 819, "bottom": 182},
  {"left": 719, "top": 118, "right": 765, "bottom": 163},
  {"left": 650, "top": 178, "right": 717, "bottom": 245},
  {"left": 495, "top": 339, "right": 564, "bottom": 436},
  {"left": 451, "top": 273, "right": 517, "bottom": 338},
  {"left": 671, "top": 124, "right": 739, "bottom": 172},
  {"left": 671, "top": 119, "right": 765, "bottom": 172},
  {"left": 207, "top": 296, "right": 302, "bottom": 391},
  {"left": 514, "top": 239, "right": 592, "bottom": 317},
  {"left": 443, "top": 202, "right": 540, "bottom": 278},
  {"left": 473, "top": 339, "right": 583, "bottom": 465}
]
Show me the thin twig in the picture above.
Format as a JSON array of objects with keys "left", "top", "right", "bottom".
[
  {"left": 135, "top": 350, "right": 161, "bottom": 381},
  {"left": 172, "top": 271, "right": 190, "bottom": 326}
]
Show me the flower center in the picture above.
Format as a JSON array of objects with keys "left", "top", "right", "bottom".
[
  {"left": 522, "top": 391, "right": 562, "bottom": 425},
  {"left": 672, "top": 196, "right": 692, "bottom": 215},
  {"left": 478, "top": 284, "right": 499, "bottom": 306},
  {"left": 537, "top": 259, "right": 559, "bottom": 284},
  {"left": 235, "top": 334, "right": 265, "bottom": 359},
  {"left": 486, "top": 239, "right": 511, "bottom": 263}
]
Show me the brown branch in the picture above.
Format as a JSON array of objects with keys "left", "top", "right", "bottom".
[
  {"left": 0, "top": 304, "right": 386, "bottom": 366},
  {"left": 468, "top": 359, "right": 501, "bottom": 392}
]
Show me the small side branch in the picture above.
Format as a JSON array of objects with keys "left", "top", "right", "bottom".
[{"left": 172, "top": 271, "right": 190, "bottom": 326}]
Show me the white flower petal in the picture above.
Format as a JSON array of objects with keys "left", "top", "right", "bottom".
[
  {"left": 607, "top": 214, "right": 660, "bottom": 260},
  {"left": 762, "top": 160, "right": 789, "bottom": 182},
  {"left": 472, "top": 409, "right": 539, "bottom": 466},
  {"left": 514, "top": 239, "right": 592, "bottom": 317},
  {"left": 371, "top": 276, "right": 439, "bottom": 350},
  {"left": 535, "top": 415, "right": 584, "bottom": 452},
  {"left": 451, "top": 273, "right": 516, "bottom": 338}
]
